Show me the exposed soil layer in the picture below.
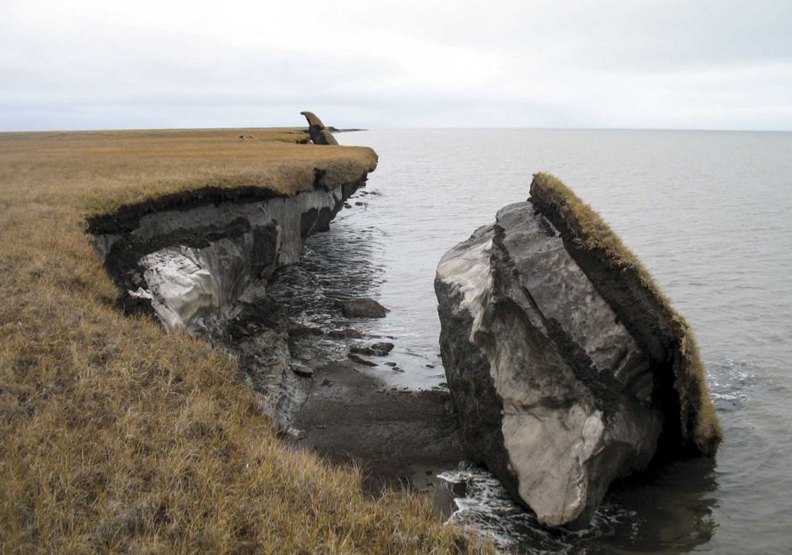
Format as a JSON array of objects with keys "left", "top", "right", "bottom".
[
  {"left": 86, "top": 186, "right": 286, "bottom": 235},
  {"left": 529, "top": 172, "right": 721, "bottom": 456}
]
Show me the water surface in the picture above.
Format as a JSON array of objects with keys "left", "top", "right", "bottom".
[{"left": 308, "top": 129, "right": 792, "bottom": 553}]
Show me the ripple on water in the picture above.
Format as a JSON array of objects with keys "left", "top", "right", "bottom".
[{"left": 708, "top": 358, "right": 759, "bottom": 412}]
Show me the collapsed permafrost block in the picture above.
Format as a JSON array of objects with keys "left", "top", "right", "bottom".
[{"left": 435, "top": 173, "right": 721, "bottom": 528}]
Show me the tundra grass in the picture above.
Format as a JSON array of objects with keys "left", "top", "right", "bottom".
[{"left": 0, "top": 129, "right": 481, "bottom": 553}]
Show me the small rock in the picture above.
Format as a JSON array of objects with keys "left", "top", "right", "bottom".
[
  {"left": 354, "top": 201, "right": 364, "bottom": 206},
  {"left": 327, "top": 328, "right": 363, "bottom": 339},
  {"left": 425, "top": 363, "right": 435, "bottom": 369},
  {"left": 288, "top": 326, "right": 324, "bottom": 338},
  {"left": 392, "top": 366, "right": 404, "bottom": 373},
  {"left": 385, "top": 362, "right": 397, "bottom": 367},
  {"left": 341, "top": 298, "right": 389, "bottom": 319},
  {"left": 347, "top": 353, "right": 378, "bottom": 367},
  {"left": 321, "top": 378, "right": 333, "bottom": 387},
  {"left": 291, "top": 364, "right": 314, "bottom": 378},
  {"left": 350, "top": 342, "right": 394, "bottom": 357},
  {"left": 284, "top": 426, "right": 306, "bottom": 440}
]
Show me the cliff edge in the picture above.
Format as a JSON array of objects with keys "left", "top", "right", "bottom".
[{"left": 88, "top": 146, "right": 376, "bottom": 333}]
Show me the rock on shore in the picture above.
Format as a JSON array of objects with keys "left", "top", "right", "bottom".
[
  {"left": 340, "top": 298, "right": 389, "bottom": 319},
  {"left": 435, "top": 173, "right": 721, "bottom": 528}
]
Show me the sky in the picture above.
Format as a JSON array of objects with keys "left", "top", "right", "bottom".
[{"left": 1, "top": 0, "right": 791, "bottom": 131}]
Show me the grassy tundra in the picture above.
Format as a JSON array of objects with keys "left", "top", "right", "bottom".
[{"left": 0, "top": 129, "right": 475, "bottom": 553}]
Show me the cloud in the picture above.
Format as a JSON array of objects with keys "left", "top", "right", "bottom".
[{"left": 1, "top": 0, "right": 790, "bottom": 130}]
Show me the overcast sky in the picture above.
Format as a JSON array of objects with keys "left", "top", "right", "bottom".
[{"left": 1, "top": 0, "right": 791, "bottom": 131}]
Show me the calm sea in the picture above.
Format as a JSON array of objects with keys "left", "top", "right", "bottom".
[{"left": 304, "top": 129, "right": 792, "bottom": 553}]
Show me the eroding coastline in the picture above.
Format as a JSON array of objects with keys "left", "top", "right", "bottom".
[
  {"left": 89, "top": 174, "right": 370, "bottom": 333},
  {"left": 84, "top": 132, "right": 724, "bottom": 551},
  {"left": 87, "top": 140, "right": 466, "bottom": 501}
]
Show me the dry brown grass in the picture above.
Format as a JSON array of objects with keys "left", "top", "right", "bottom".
[
  {"left": 0, "top": 128, "right": 377, "bottom": 218},
  {"left": 0, "top": 128, "right": 480, "bottom": 553},
  {"left": 529, "top": 173, "right": 659, "bottom": 291},
  {"left": 530, "top": 172, "right": 721, "bottom": 456}
]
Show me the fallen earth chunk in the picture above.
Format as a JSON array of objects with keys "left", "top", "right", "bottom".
[{"left": 435, "top": 173, "right": 721, "bottom": 528}]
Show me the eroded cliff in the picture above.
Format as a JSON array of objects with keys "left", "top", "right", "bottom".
[{"left": 89, "top": 156, "right": 376, "bottom": 333}]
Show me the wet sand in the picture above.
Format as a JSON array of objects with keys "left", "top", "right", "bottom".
[{"left": 291, "top": 359, "right": 464, "bottom": 513}]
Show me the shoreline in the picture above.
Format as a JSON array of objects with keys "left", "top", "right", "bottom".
[
  {"left": 213, "top": 219, "right": 467, "bottom": 515},
  {"left": 293, "top": 359, "right": 462, "bottom": 509}
]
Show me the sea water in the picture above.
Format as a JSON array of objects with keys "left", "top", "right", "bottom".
[{"left": 302, "top": 129, "right": 792, "bottom": 553}]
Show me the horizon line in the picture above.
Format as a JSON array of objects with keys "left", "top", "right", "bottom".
[{"left": 1, "top": 125, "right": 791, "bottom": 135}]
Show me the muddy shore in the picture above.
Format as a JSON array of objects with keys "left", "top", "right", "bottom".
[
  {"left": 294, "top": 360, "right": 462, "bottom": 501},
  {"left": 184, "top": 190, "right": 469, "bottom": 515},
  {"left": 219, "top": 261, "right": 466, "bottom": 515}
]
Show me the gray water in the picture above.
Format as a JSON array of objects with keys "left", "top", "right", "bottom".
[{"left": 309, "top": 129, "right": 792, "bottom": 553}]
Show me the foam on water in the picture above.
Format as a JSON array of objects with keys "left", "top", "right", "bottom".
[{"left": 438, "top": 464, "right": 661, "bottom": 554}]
